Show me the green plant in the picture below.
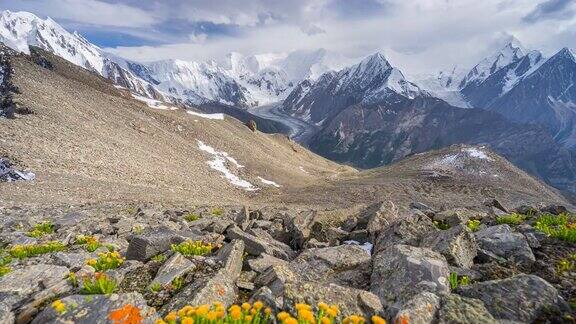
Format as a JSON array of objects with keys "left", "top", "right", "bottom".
[
  {"left": 534, "top": 213, "right": 576, "bottom": 244},
  {"left": 449, "top": 272, "right": 469, "bottom": 290},
  {"left": 151, "top": 254, "right": 167, "bottom": 263},
  {"left": 149, "top": 282, "right": 162, "bottom": 292},
  {"left": 81, "top": 273, "right": 117, "bottom": 295},
  {"left": 496, "top": 213, "right": 525, "bottom": 225},
  {"left": 27, "top": 221, "right": 55, "bottom": 238},
  {"left": 132, "top": 225, "right": 144, "bottom": 235},
  {"left": 68, "top": 272, "right": 79, "bottom": 287},
  {"left": 75, "top": 235, "right": 102, "bottom": 252},
  {"left": 0, "top": 265, "right": 11, "bottom": 277},
  {"left": 171, "top": 276, "right": 185, "bottom": 291},
  {"left": 433, "top": 220, "right": 451, "bottom": 230},
  {"left": 183, "top": 212, "right": 201, "bottom": 222},
  {"left": 8, "top": 241, "right": 66, "bottom": 259},
  {"left": 171, "top": 240, "right": 213, "bottom": 256},
  {"left": 211, "top": 207, "right": 224, "bottom": 216},
  {"left": 466, "top": 219, "right": 481, "bottom": 232},
  {"left": 86, "top": 251, "right": 124, "bottom": 272}
]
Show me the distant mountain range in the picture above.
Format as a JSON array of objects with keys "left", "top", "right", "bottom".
[{"left": 1, "top": 10, "right": 575, "bottom": 196}]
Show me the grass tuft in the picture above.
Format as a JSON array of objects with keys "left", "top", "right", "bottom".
[
  {"left": 496, "top": 213, "right": 525, "bottom": 226},
  {"left": 183, "top": 212, "right": 201, "bottom": 222},
  {"left": 466, "top": 219, "right": 481, "bottom": 232},
  {"left": 534, "top": 213, "right": 576, "bottom": 244},
  {"left": 86, "top": 251, "right": 124, "bottom": 272},
  {"left": 27, "top": 221, "right": 55, "bottom": 238},
  {"left": 81, "top": 273, "right": 117, "bottom": 295}
]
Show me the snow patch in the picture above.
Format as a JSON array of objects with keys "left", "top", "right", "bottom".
[
  {"left": 0, "top": 158, "right": 35, "bottom": 182},
  {"left": 258, "top": 177, "right": 281, "bottom": 188},
  {"left": 344, "top": 240, "right": 373, "bottom": 255},
  {"left": 197, "top": 140, "right": 257, "bottom": 191},
  {"left": 132, "top": 94, "right": 176, "bottom": 110},
  {"left": 463, "top": 147, "right": 492, "bottom": 160},
  {"left": 186, "top": 111, "right": 225, "bottom": 120}
]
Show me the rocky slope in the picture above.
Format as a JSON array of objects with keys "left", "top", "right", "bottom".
[{"left": 0, "top": 199, "right": 574, "bottom": 323}]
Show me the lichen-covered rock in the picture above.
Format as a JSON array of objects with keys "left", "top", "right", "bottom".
[
  {"left": 0, "top": 264, "right": 69, "bottom": 308},
  {"left": 152, "top": 253, "right": 195, "bottom": 286},
  {"left": 372, "top": 212, "right": 436, "bottom": 255},
  {"left": 0, "top": 303, "right": 14, "bottom": 324},
  {"left": 31, "top": 292, "right": 158, "bottom": 324},
  {"left": 291, "top": 244, "right": 371, "bottom": 288},
  {"left": 226, "top": 226, "right": 294, "bottom": 260},
  {"left": 371, "top": 244, "right": 450, "bottom": 311},
  {"left": 160, "top": 240, "right": 245, "bottom": 314},
  {"left": 436, "top": 294, "right": 497, "bottom": 324},
  {"left": 421, "top": 225, "right": 477, "bottom": 268},
  {"left": 393, "top": 292, "right": 440, "bottom": 324},
  {"left": 126, "top": 227, "right": 187, "bottom": 261},
  {"left": 458, "top": 274, "right": 565, "bottom": 322},
  {"left": 284, "top": 210, "right": 316, "bottom": 249},
  {"left": 248, "top": 253, "right": 289, "bottom": 273},
  {"left": 365, "top": 201, "right": 400, "bottom": 243},
  {"left": 475, "top": 225, "right": 535, "bottom": 266}
]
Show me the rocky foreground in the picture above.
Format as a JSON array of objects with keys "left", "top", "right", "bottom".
[{"left": 0, "top": 201, "right": 575, "bottom": 323}]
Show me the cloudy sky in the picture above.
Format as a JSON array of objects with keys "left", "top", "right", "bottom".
[{"left": 1, "top": 0, "right": 575, "bottom": 74}]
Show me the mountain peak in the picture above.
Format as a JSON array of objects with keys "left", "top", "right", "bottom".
[{"left": 555, "top": 47, "right": 576, "bottom": 62}]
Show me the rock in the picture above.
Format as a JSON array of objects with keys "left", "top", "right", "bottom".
[
  {"left": 0, "top": 264, "right": 69, "bottom": 308},
  {"left": 366, "top": 201, "right": 401, "bottom": 243},
  {"left": 513, "top": 205, "right": 538, "bottom": 216},
  {"left": 539, "top": 204, "right": 568, "bottom": 215},
  {"left": 475, "top": 225, "right": 535, "bottom": 266},
  {"left": 409, "top": 202, "right": 436, "bottom": 217},
  {"left": 160, "top": 239, "right": 245, "bottom": 314},
  {"left": 254, "top": 264, "right": 299, "bottom": 295},
  {"left": 0, "top": 303, "right": 14, "bottom": 324},
  {"left": 304, "top": 238, "right": 330, "bottom": 249},
  {"left": 126, "top": 227, "right": 183, "bottom": 261},
  {"left": 372, "top": 211, "right": 437, "bottom": 255},
  {"left": 226, "top": 226, "right": 294, "bottom": 260},
  {"left": 291, "top": 244, "right": 371, "bottom": 287},
  {"left": 421, "top": 225, "right": 477, "bottom": 268},
  {"left": 433, "top": 209, "right": 473, "bottom": 227},
  {"left": 52, "top": 251, "right": 92, "bottom": 270},
  {"left": 483, "top": 199, "right": 508, "bottom": 213},
  {"left": 248, "top": 253, "right": 289, "bottom": 273},
  {"left": 436, "top": 294, "right": 497, "bottom": 324},
  {"left": 458, "top": 274, "right": 565, "bottom": 322},
  {"left": 371, "top": 244, "right": 450, "bottom": 311},
  {"left": 31, "top": 292, "right": 158, "bottom": 324},
  {"left": 234, "top": 206, "right": 251, "bottom": 230},
  {"left": 152, "top": 253, "right": 195, "bottom": 286},
  {"left": 237, "top": 271, "right": 257, "bottom": 291},
  {"left": 284, "top": 211, "right": 316, "bottom": 249},
  {"left": 216, "top": 240, "right": 245, "bottom": 279},
  {"left": 393, "top": 292, "right": 440, "bottom": 324}
]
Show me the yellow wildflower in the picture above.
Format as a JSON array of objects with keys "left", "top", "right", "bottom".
[
  {"left": 296, "top": 303, "right": 312, "bottom": 311},
  {"left": 229, "top": 305, "right": 241, "bottom": 313},
  {"left": 371, "top": 315, "right": 386, "bottom": 324},
  {"left": 253, "top": 300, "right": 264, "bottom": 310},
  {"left": 230, "top": 308, "right": 242, "bottom": 320},
  {"left": 245, "top": 315, "right": 253, "bottom": 322},
  {"left": 325, "top": 308, "right": 338, "bottom": 318},
  {"left": 321, "top": 317, "right": 331, "bottom": 324},
  {"left": 277, "top": 311, "right": 290, "bottom": 321},
  {"left": 318, "top": 302, "right": 329, "bottom": 311},
  {"left": 87, "top": 259, "right": 97, "bottom": 265},
  {"left": 285, "top": 317, "right": 298, "bottom": 324},
  {"left": 196, "top": 305, "right": 210, "bottom": 316},
  {"left": 298, "top": 309, "right": 315, "bottom": 323},
  {"left": 51, "top": 299, "right": 66, "bottom": 314},
  {"left": 264, "top": 308, "right": 272, "bottom": 316},
  {"left": 329, "top": 305, "right": 339, "bottom": 315},
  {"left": 207, "top": 311, "right": 218, "bottom": 321},
  {"left": 182, "top": 318, "right": 194, "bottom": 324},
  {"left": 155, "top": 320, "right": 167, "bottom": 324},
  {"left": 164, "top": 311, "right": 177, "bottom": 322},
  {"left": 242, "top": 302, "right": 251, "bottom": 311}
]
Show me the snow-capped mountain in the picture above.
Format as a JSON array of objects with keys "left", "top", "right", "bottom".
[
  {"left": 459, "top": 38, "right": 527, "bottom": 90},
  {"left": 282, "top": 52, "right": 424, "bottom": 124},
  {"left": 0, "top": 10, "right": 164, "bottom": 100},
  {"left": 0, "top": 10, "right": 353, "bottom": 108},
  {"left": 412, "top": 66, "right": 470, "bottom": 108}
]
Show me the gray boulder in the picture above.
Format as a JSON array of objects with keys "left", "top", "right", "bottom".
[
  {"left": 437, "top": 294, "right": 497, "bottom": 324},
  {"left": 32, "top": 292, "right": 158, "bottom": 324},
  {"left": 393, "top": 292, "right": 440, "bottom": 324},
  {"left": 126, "top": 227, "right": 187, "bottom": 261},
  {"left": 421, "top": 225, "right": 477, "bottom": 269},
  {"left": 372, "top": 212, "right": 437, "bottom": 255},
  {"left": 0, "top": 264, "right": 69, "bottom": 308},
  {"left": 366, "top": 201, "right": 401, "bottom": 243},
  {"left": 160, "top": 240, "right": 244, "bottom": 314},
  {"left": 248, "top": 253, "right": 289, "bottom": 274},
  {"left": 291, "top": 244, "right": 371, "bottom": 288},
  {"left": 371, "top": 244, "right": 450, "bottom": 311},
  {"left": 226, "top": 226, "right": 294, "bottom": 260},
  {"left": 475, "top": 225, "right": 535, "bottom": 266},
  {"left": 284, "top": 210, "right": 316, "bottom": 249},
  {"left": 151, "top": 253, "right": 195, "bottom": 286},
  {"left": 458, "top": 274, "right": 564, "bottom": 322}
]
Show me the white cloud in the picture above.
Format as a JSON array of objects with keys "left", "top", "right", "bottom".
[{"left": 1, "top": 0, "right": 155, "bottom": 27}]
